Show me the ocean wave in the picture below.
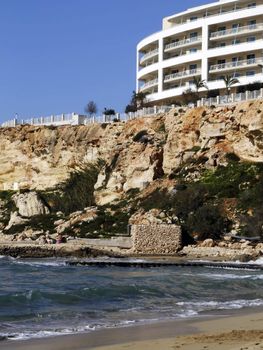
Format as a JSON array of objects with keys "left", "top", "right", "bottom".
[
  {"left": 177, "top": 298, "right": 263, "bottom": 311},
  {"left": 4, "top": 319, "right": 143, "bottom": 341},
  {"left": 193, "top": 273, "right": 263, "bottom": 280},
  {"left": 250, "top": 257, "right": 263, "bottom": 265},
  {"left": 12, "top": 259, "right": 67, "bottom": 267}
]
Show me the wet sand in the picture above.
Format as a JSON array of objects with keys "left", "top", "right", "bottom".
[{"left": 2, "top": 310, "right": 263, "bottom": 350}]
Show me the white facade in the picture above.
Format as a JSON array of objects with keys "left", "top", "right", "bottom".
[{"left": 137, "top": 0, "right": 263, "bottom": 103}]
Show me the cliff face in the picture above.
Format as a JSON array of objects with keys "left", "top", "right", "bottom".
[
  {"left": 0, "top": 99, "right": 263, "bottom": 246},
  {"left": 1, "top": 99, "right": 263, "bottom": 201},
  {"left": 0, "top": 123, "right": 123, "bottom": 190}
]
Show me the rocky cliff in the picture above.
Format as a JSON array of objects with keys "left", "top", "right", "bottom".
[{"left": 1, "top": 99, "right": 263, "bottom": 247}]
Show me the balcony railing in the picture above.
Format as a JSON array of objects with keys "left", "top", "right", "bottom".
[
  {"left": 140, "top": 78, "right": 158, "bottom": 91},
  {"left": 164, "top": 36, "right": 202, "bottom": 51},
  {"left": 170, "top": 3, "right": 260, "bottom": 27},
  {"left": 140, "top": 49, "right": 159, "bottom": 64},
  {"left": 209, "top": 57, "right": 263, "bottom": 72},
  {"left": 164, "top": 68, "right": 201, "bottom": 82},
  {"left": 210, "top": 23, "right": 263, "bottom": 39}
]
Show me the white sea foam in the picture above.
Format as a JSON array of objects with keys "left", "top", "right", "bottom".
[
  {"left": 249, "top": 257, "right": 263, "bottom": 265},
  {"left": 13, "top": 260, "right": 66, "bottom": 267},
  {"left": 7, "top": 320, "right": 140, "bottom": 341},
  {"left": 194, "top": 272, "right": 263, "bottom": 280},
  {"left": 177, "top": 298, "right": 263, "bottom": 311}
]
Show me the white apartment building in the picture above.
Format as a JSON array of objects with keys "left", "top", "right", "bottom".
[{"left": 136, "top": 0, "right": 263, "bottom": 104}]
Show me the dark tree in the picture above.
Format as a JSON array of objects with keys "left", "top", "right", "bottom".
[
  {"left": 104, "top": 108, "right": 116, "bottom": 116},
  {"left": 125, "top": 90, "right": 148, "bottom": 113},
  {"left": 85, "top": 101, "right": 98, "bottom": 118}
]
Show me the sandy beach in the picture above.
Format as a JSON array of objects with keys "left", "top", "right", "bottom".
[{"left": 2, "top": 310, "right": 263, "bottom": 350}]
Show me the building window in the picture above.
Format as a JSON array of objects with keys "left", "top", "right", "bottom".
[
  {"left": 232, "top": 39, "right": 241, "bottom": 45},
  {"left": 189, "top": 48, "right": 198, "bottom": 53},
  {"left": 232, "top": 57, "right": 238, "bottom": 66},
  {"left": 190, "top": 32, "right": 198, "bottom": 42},
  {"left": 219, "top": 42, "right": 226, "bottom": 47},
  {"left": 232, "top": 23, "right": 239, "bottom": 32},
  {"left": 190, "top": 16, "right": 198, "bottom": 21},
  {"left": 247, "top": 36, "right": 256, "bottom": 42},
  {"left": 247, "top": 3, "right": 256, "bottom": 8},
  {"left": 233, "top": 72, "right": 240, "bottom": 78},
  {"left": 248, "top": 19, "right": 257, "bottom": 29},
  {"left": 189, "top": 64, "right": 197, "bottom": 72},
  {"left": 218, "top": 59, "right": 226, "bottom": 68},
  {"left": 247, "top": 54, "right": 256, "bottom": 64},
  {"left": 246, "top": 71, "right": 255, "bottom": 76}
]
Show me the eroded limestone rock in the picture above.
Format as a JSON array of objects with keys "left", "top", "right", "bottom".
[{"left": 12, "top": 192, "right": 49, "bottom": 217}]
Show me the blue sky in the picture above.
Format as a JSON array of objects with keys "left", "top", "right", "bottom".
[{"left": 0, "top": 0, "right": 209, "bottom": 121}]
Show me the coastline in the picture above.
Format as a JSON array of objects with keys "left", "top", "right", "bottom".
[{"left": 2, "top": 308, "right": 263, "bottom": 350}]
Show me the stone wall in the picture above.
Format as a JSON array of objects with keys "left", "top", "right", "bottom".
[{"left": 131, "top": 224, "right": 182, "bottom": 255}]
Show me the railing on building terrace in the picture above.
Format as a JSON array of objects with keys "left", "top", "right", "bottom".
[
  {"left": 197, "top": 88, "right": 263, "bottom": 107},
  {"left": 1, "top": 106, "right": 174, "bottom": 128},
  {"left": 2, "top": 88, "right": 263, "bottom": 128}
]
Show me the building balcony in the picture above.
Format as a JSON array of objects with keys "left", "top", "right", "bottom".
[
  {"left": 140, "top": 49, "right": 159, "bottom": 65},
  {"left": 140, "top": 78, "right": 158, "bottom": 91},
  {"left": 164, "top": 36, "right": 202, "bottom": 52},
  {"left": 209, "top": 57, "right": 263, "bottom": 73},
  {"left": 167, "top": 3, "right": 260, "bottom": 28},
  {"left": 210, "top": 23, "right": 263, "bottom": 40},
  {"left": 164, "top": 68, "right": 201, "bottom": 83}
]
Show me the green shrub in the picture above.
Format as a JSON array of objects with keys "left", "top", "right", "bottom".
[
  {"left": 200, "top": 163, "right": 263, "bottom": 198},
  {"left": 186, "top": 204, "right": 229, "bottom": 240},
  {"left": 65, "top": 207, "right": 131, "bottom": 238},
  {"left": 39, "top": 161, "right": 103, "bottom": 215}
]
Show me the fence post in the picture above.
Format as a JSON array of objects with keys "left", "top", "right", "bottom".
[
  {"left": 260, "top": 88, "right": 263, "bottom": 98},
  {"left": 154, "top": 106, "right": 157, "bottom": 114},
  {"left": 231, "top": 93, "right": 234, "bottom": 103},
  {"left": 245, "top": 91, "right": 249, "bottom": 101},
  {"left": 216, "top": 96, "right": 220, "bottom": 105},
  {"left": 116, "top": 113, "right": 120, "bottom": 121},
  {"left": 73, "top": 113, "right": 80, "bottom": 125},
  {"left": 103, "top": 114, "right": 106, "bottom": 123},
  {"left": 51, "top": 115, "right": 54, "bottom": 123}
]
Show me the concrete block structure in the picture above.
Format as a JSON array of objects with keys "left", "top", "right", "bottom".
[
  {"left": 137, "top": 0, "right": 263, "bottom": 104},
  {"left": 131, "top": 224, "right": 182, "bottom": 255}
]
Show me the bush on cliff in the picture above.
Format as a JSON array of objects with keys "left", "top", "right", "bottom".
[
  {"left": 200, "top": 162, "right": 263, "bottom": 198},
  {"left": 186, "top": 204, "right": 230, "bottom": 240},
  {"left": 39, "top": 161, "right": 103, "bottom": 215}
]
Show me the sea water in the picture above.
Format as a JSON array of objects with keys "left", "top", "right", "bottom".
[{"left": 0, "top": 256, "right": 262, "bottom": 341}]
